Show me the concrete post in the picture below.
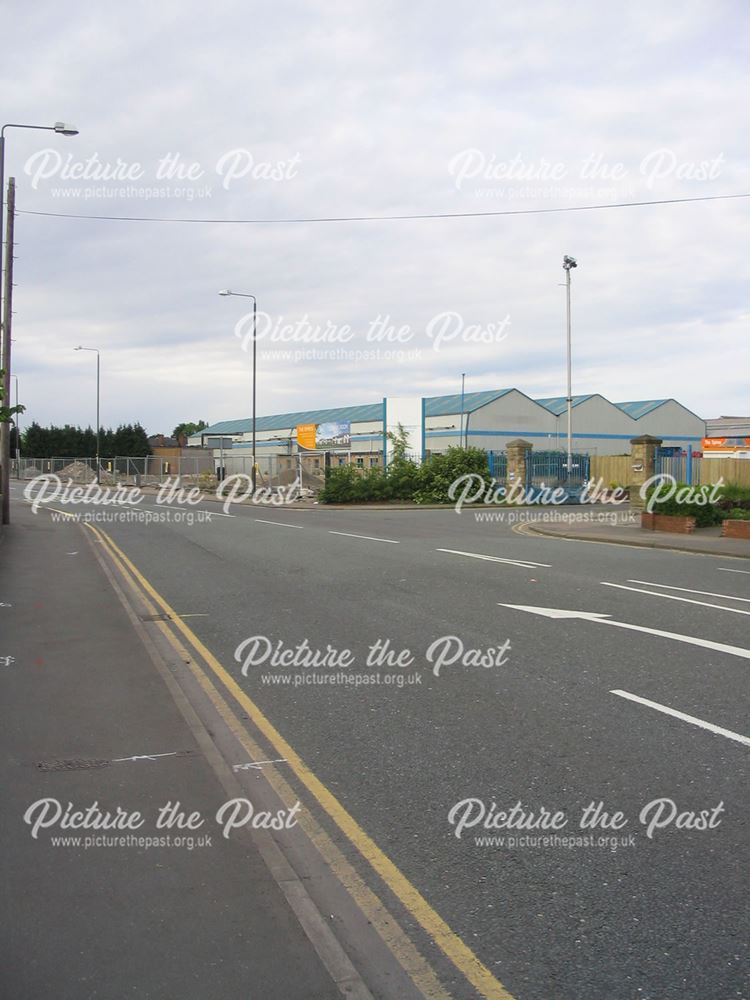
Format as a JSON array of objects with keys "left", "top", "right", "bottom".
[{"left": 629, "top": 435, "right": 662, "bottom": 508}]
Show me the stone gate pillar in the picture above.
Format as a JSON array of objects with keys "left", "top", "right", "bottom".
[
  {"left": 629, "top": 435, "right": 662, "bottom": 508},
  {"left": 506, "top": 438, "right": 532, "bottom": 503}
]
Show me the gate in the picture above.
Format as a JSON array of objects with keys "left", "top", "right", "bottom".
[
  {"left": 488, "top": 451, "right": 507, "bottom": 481},
  {"left": 526, "top": 450, "right": 590, "bottom": 487}
]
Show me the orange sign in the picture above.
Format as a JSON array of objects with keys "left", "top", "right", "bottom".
[
  {"left": 296, "top": 423, "right": 317, "bottom": 450},
  {"left": 702, "top": 436, "right": 750, "bottom": 452}
]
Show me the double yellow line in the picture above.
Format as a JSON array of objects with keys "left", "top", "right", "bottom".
[{"left": 85, "top": 520, "right": 515, "bottom": 1000}]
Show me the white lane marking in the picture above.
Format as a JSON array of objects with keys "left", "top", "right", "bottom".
[
  {"left": 438, "top": 547, "right": 550, "bottom": 568},
  {"left": 135, "top": 503, "right": 235, "bottom": 518},
  {"left": 177, "top": 613, "right": 209, "bottom": 618},
  {"left": 499, "top": 604, "right": 750, "bottom": 660},
  {"left": 627, "top": 579, "right": 750, "bottom": 604},
  {"left": 23, "top": 493, "right": 235, "bottom": 516},
  {"left": 330, "top": 530, "right": 400, "bottom": 544},
  {"left": 611, "top": 690, "right": 750, "bottom": 749},
  {"left": 255, "top": 518, "right": 304, "bottom": 529},
  {"left": 111, "top": 751, "right": 184, "bottom": 763},
  {"left": 232, "top": 758, "right": 288, "bottom": 771},
  {"left": 601, "top": 581, "right": 750, "bottom": 616},
  {"left": 718, "top": 567, "right": 750, "bottom": 575},
  {"left": 25, "top": 497, "right": 236, "bottom": 518},
  {"left": 27, "top": 501, "right": 77, "bottom": 518}
]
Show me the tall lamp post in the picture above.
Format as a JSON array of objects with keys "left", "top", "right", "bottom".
[
  {"left": 1, "top": 123, "right": 78, "bottom": 523},
  {"left": 74, "top": 347, "right": 100, "bottom": 483},
  {"left": 219, "top": 289, "right": 257, "bottom": 493},
  {"left": 562, "top": 254, "right": 577, "bottom": 476}
]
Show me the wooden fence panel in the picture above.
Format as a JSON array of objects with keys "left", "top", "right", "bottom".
[
  {"left": 699, "top": 458, "right": 750, "bottom": 488},
  {"left": 591, "top": 454, "right": 631, "bottom": 486}
]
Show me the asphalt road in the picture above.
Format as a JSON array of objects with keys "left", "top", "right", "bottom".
[{"left": 9, "top": 485, "right": 750, "bottom": 1000}]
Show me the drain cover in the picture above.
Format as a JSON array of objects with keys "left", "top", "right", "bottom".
[{"left": 37, "top": 758, "right": 111, "bottom": 772}]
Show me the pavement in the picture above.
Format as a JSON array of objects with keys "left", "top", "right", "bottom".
[
  {"left": 521, "top": 505, "right": 750, "bottom": 558},
  {"left": 3, "top": 482, "right": 749, "bottom": 1000},
  {"left": 0, "top": 503, "right": 356, "bottom": 1000}
]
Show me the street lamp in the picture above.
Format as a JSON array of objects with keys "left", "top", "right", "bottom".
[
  {"left": 74, "top": 347, "right": 100, "bottom": 483},
  {"left": 562, "top": 254, "right": 578, "bottom": 476},
  {"left": 0, "top": 120, "right": 78, "bottom": 523},
  {"left": 219, "top": 289, "right": 258, "bottom": 493}
]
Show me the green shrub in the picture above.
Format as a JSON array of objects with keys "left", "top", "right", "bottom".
[
  {"left": 413, "top": 447, "right": 492, "bottom": 505},
  {"left": 713, "top": 482, "right": 750, "bottom": 513},
  {"left": 725, "top": 507, "right": 750, "bottom": 521},
  {"left": 645, "top": 482, "right": 723, "bottom": 526},
  {"left": 319, "top": 466, "right": 379, "bottom": 503},
  {"left": 319, "top": 446, "right": 494, "bottom": 505},
  {"left": 318, "top": 462, "right": 417, "bottom": 504}
]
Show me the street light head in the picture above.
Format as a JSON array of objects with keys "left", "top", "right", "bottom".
[
  {"left": 54, "top": 122, "right": 79, "bottom": 136},
  {"left": 74, "top": 345, "right": 82, "bottom": 351},
  {"left": 563, "top": 255, "right": 578, "bottom": 270},
  {"left": 218, "top": 289, "right": 233, "bottom": 296}
]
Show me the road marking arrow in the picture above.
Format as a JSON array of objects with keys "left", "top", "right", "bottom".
[{"left": 498, "top": 604, "right": 750, "bottom": 660}]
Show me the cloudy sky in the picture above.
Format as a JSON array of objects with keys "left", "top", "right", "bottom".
[{"left": 3, "top": 0, "right": 748, "bottom": 435}]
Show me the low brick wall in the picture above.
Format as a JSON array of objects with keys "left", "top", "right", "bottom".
[
  {"left": 641, "top": 512, "right": 696, "bottom": 534},
  {"left": 721, "top": 519, "right": 750, "bottom": 539}
]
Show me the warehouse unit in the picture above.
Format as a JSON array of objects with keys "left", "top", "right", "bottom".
[
  {"left": 191, "top": 388, "right": 706, "bottom": 459},
  {"left": 535, "top": 394, "right": 637, "bottom": 454},
  {"left": 426, "top": 389, "right": 556, "bottom": 451},
  {"left": 614, "top": 399, "right": 706, "bottom": 448}
]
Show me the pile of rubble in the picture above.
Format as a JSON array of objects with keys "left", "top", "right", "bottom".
[{"left": 56, "top": 461, "right": 116, "bottom": 485}]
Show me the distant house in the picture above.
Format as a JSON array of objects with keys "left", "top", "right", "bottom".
[{"left": 148, "top": 434, "right": 186, "bottom": 450}]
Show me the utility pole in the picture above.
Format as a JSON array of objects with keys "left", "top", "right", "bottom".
[
  {"left": 562, "top": 254, "right": 577, "bottom": 476},
  {"left": 11, "top": 376, "right": 20, "bottom": 462},
  {"left": 460, "top": 373, "right": 466, "bottom": 449},
  {"left": 1, "top": 177, "right": 16, "bottom": 525}
]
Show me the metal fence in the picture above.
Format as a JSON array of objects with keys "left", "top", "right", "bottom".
[
  {"left": 526, "top": 451, "right": 591, "bottom": 487},
  {"left": 13, "top": 455, "right": 217, "bottom": 487},
  {"left": 13, "top": 448, "right": 604, "bottom": 494},
  {"left": 654, "top": 449, "right": 702, "bottom": 485},
  {"left": 12, "top": 453, "right": 330, "bottom": 493}
]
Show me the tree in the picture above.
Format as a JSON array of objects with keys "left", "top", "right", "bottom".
[
  {"left": 20, "top": 422, "right": 152, "bottom": 458},
  {"left": 0, "top": 368, "right": 24, "bottom": 430},
  {"left": 172, "top": 420, "right": 208, "bottom": 441}
]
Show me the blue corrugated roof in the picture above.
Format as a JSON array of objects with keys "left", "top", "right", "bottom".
[
  {"left": 200, "top": 390, "right": 518, "bottom": 435},
  {"left": 200, "top": 403, "right": 383, "bottom": 435},
  {"left": 615, "top": 399, "right": 670, "bottom": 419},
  {"left": 424, "top": 388, "right": 513, "bottom": 416},
  {"left": 534, "top": 395, "right": 594, "bottom": 416}
]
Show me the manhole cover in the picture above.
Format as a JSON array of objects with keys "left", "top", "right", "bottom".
[{"left": 37, "top": 759, "right": 111, "bottom": 772}]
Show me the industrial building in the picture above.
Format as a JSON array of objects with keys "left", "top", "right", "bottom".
[{"left": 190, "top": 388, "right": 705, "bottom": 463}]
